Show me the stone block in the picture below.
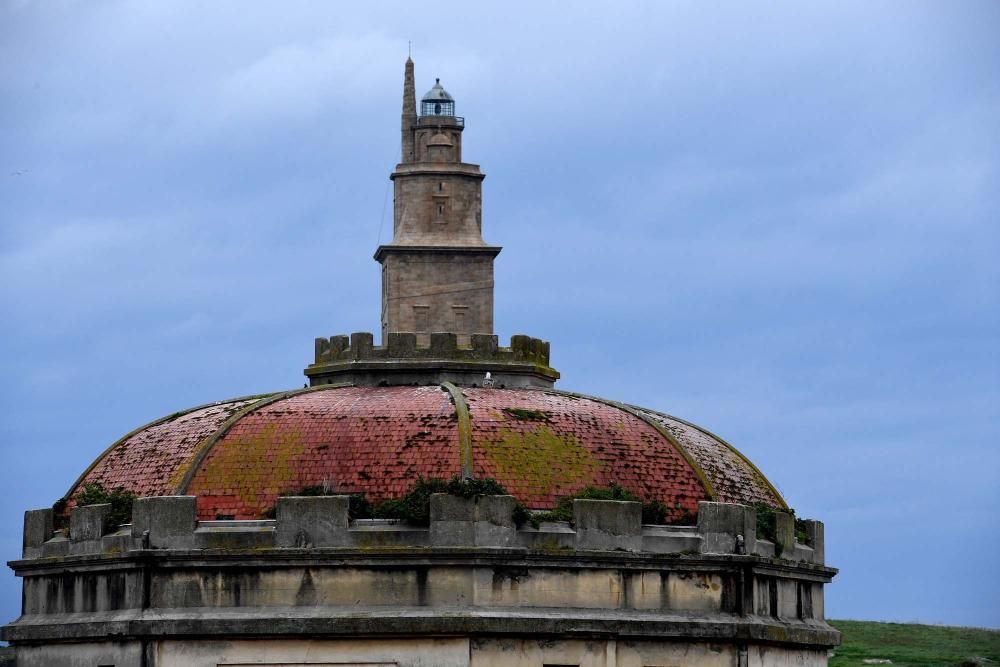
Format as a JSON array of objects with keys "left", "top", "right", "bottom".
[
  {"left": 799, "top": 519, "right": 824, "bottom": 564},
  {"left": 132, "top": 496, "right": 197, "bottom": 549},
  {"left": 329, "top": 335, "right": 349, "bottom": 356},
  {"left": 430, "top": 494, "right": 517, "bottom": 547},
  {"left": 22, "top": 509, "right": 53, "bottom": 557},
  {"left": 350, "top": 332, "right": 374, "bottom": 359},
  {"left": 510, "top": 334, "right": 531, "bottom": 358},
  {"left": 641, "top": 525, "right": 703, "bottom": 554},
  {"left": 474, "top": 495, "right": 517, "bottom": 547},
  {"left": 70, "top": 503, "right": 112, "bottom": 542},
  {"left": 754, "top": 540, "right": 775, "bottom": 558},
  {"left": 430, "top": 332, "right": 458, "bottom": 355},
  {"left": 475, "top": 495, "right": 516, "bottom": 527},
  {"left": 41, "top": 534, "right": 70, "bottom": 557},
  {"left": 275, "top": 496, "right": 349, "bottom": 548},
  {"left": 387, "top": 332, "right": 418, "bottom": 357},
  {"left": 101, "top": 533, "right": 135, "bottom": 554},
  {"left": 430, "top": 518, "right": 474, "bottom": 546},
  {"left": 315, "top": 337, "right": 331, "bottom": 362},
  {"left": 431, "top": 493, "right": 476, "bottom": 522},
  {"left": 430, "top": 494, "right": 474, "bottom": 546},
  {"left": 195, "top": 528, "right": 275, "bottom": 550},
  {"left": 697, "top": 502, "right": 756, "bottom": 555},
  {"left": 774, "top": 511, "right": 794, "bottom": 557},
  {"left": 471, "top": 334, "right": 498, "bottom": 358},
  {"left": 573, "top": 499, "right": 642, "bottom": 552}
]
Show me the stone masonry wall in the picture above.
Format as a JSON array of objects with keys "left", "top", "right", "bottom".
[{"left": 381, "top": 251, "right": 495, "bottom": 344}]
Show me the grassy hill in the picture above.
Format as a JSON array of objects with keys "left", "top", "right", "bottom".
[{"left": 831, "top": 620, "right": 1000, "bottom": 667}]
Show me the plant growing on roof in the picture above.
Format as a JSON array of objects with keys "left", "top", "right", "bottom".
[
  {"left": 374, "top": 476, "right": 531, "bottom": 528},
  {"left": 528, "top": 484, "right": 687, "bottom": 527},
  {"left": 75, "top": 483, "right": 137, "bottom": 529}
]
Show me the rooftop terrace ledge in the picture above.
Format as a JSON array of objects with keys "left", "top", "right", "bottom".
[
  {"left": 18, "top": 497, "right": 826, "bottom": 567},
  {"left": 7, "top": 497, "right": 838, "bottom": 652}
]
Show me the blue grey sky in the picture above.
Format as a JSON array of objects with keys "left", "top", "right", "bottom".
[{"left": 1, "top": 2, "right": 998, "bottom": 629}]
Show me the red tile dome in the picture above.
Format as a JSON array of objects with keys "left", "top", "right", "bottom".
[{"left": 66, "top": 385, "right": 786, "bottom": 521}]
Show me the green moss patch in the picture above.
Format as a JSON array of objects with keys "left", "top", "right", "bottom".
[
  {"left": 481, "top": 425, "right": 600, "bottom": 497},
  {"left": 502, "top": 407, "right": 553, "bottom": 422}
]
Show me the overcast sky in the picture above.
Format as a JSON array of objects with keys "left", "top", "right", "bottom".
[{"left": 1, "top": 2, "right": 998, "bottom": 629}]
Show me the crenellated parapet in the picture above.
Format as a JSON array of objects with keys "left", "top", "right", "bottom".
[
  {"left": 7, "top": 496, "right": 838, "bottom": 659},
  {"left": 20, "top": 497, "right": 825, "bottom": 564},
  {"left": 305, "top": 332, "right": 559, "bottom": 388}
]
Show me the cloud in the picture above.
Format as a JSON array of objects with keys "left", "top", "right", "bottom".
[{"left": 0, "top": 0, "right": 998, "bottom": 630}]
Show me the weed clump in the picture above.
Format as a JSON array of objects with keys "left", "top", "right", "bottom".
[
  {"left": 528, "top": 484, "right": 692, "bottom": 527},
  {"left": 75, "top": 483, "right": 137, "bottom": 529},
  {"left": 753, "top": 502, "right": 810, "bottom": 556},
  {"left": 375, "top": 476, "right": 531, "bottom": 528}
]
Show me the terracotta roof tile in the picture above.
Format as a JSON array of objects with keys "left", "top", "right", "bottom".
[
  {"left": 186, "top": 386, "right": 460, "bottom": 519},
  {"left": 634, "top": 407, "right": 784, "bottom": 508},
  {"left": 463, "top": 389, "right": 708, "bottom": 518},
  {"left": 65, "top": 385, "right": 784, "bottom": 521},
  {"left": 69, "top": 398, "right": 260, "bottom": 505}
]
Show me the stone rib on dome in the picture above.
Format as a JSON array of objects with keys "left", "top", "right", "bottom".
[
  {"left": 64, "top": 384, "right": 785, "bottom": 521},
  {"left": 65, "top": 396, "right": 266, "bottom": 505}
]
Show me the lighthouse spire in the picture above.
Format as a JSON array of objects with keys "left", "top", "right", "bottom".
[{"left": 401, "top": 57, "right": 416, "bottom": 163}]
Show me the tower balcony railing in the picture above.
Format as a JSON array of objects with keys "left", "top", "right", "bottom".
[{"left": 417, "top": 115, "right": 464, "bottom": 127}]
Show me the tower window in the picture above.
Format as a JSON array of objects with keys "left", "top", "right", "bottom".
[
  {"left": 437, "top": 203, "right": 445, "bottom": 216},
  {"left": 438, "top": 181, "right": 444, "bottom": 191}
]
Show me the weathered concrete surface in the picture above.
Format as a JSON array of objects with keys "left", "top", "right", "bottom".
[
  {"left": 70, "top": 503, "right": 112, "bottom": 555},
  {"left": 131, "top": 496, "right": 196, "bottom": 548},
  {"left": 70, "top": 503, "right": 112, "bottom": 542},
  {"left": 574, "top": 499, "right": 642, "bottom": 552},
  {"left": 8, "top": 635, "right": 833, "bottom": 667},
  {"left": 775, "top": 510, "right": 795, "bottom": 556},
  {"left": 698, "top": 501, "right": 756, "bottom": 555},
  {"left": 159, "top": 637, "right": 469, "bottom": 667},
  {"left": 22, "top": 508, "right": 52, "bottom": 559},
  {"left": 275, "top": 495, "right": 349, "bottom": 547},
  {"left": 430, "top": 494, "right": 517, "bottom": 547},
  {"left": 15, "top": 640, "right": 144, "bottom": 667},
  {"left": 800, "top": 518, "right": 825, "bottom": 563}
]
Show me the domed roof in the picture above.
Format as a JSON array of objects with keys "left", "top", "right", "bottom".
[
  {"left": 422, "top": 78, "right": 453, "bottom": 102},
  {"left": 65, "top": 385, "right": 786, "bottom": 521}
]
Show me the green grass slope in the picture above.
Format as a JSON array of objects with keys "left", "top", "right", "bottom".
[{"left": 830, "top": 620, "right": 1000, "bottom": 667}]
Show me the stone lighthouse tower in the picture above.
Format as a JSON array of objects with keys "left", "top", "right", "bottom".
[
  {"left": 376, "top": 58, "right": 501, "bottom": 346},
  {"left": 2, "top": 55, "right": 839, "bottom": 667}
]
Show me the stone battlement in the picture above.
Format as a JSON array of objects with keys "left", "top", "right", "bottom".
[
  {"left": 306, "top": 332, "right": 559, "bottom": 388},
  {"left": 9, "top": 497, "right": 838, "bottom": 657},
  {"left": 21, "top": 497, "right": 824, "bottom": 565}
]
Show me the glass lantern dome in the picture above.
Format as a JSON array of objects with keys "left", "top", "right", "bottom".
[{"left": 421, "top": 78, "right": 455, "bottom": 116}]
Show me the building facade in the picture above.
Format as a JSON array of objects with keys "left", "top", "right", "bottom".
[{"left": 2, "top": 59, "right": 839, "bottom": 667}]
